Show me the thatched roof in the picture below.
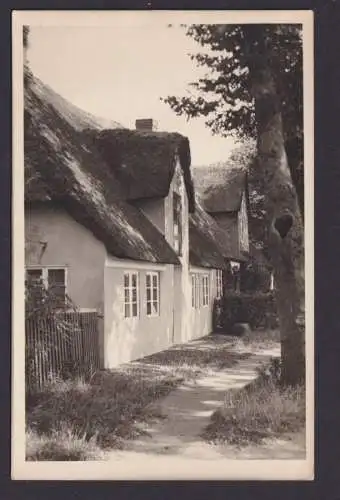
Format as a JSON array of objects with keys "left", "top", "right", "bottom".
[
  {"left": 29, "top": 76, "right": 124, "bottom": 132},
  {"left": 193, "top": 164, "right": 247, "bottom": 213},
  {"left": 86, "top": 129, "right": 195, "bottom": 213},
  {"left": 25, "top": 72, "right": 243, "bottom": 268},
  {"left": 189, "top": 198, "right": 228, "bottom": 269},
  {"left": 25, "top": 74, "right": 180, "bottom": 265}
]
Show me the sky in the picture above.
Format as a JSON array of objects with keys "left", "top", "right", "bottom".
[{"left": 27, "top": 25, "right": 236, "bottom": 165}]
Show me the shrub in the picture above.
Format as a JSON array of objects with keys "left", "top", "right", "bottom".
[
  {"left": 219, "top": 291, "right": 278, "bottom": 331},
  {"left": 25, "top": 279, "right": 80, "bottom": 393},
  {"left": 240, "top": 262, "right": 272, "bottom": 293}
]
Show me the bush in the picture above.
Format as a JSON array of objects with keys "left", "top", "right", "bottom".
[
  {"left": 240, "top": 262, "right": 272, "bottom": 293},
  {"left": 25, "top": 280, "right": 80, "bottom": 393},
  {"left": 218, "top": 291, "right": 278, "bottom": 331}
]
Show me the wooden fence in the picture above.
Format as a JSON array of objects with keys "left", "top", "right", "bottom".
[{"left": 26, "top": 310, "right": 101, "bottom": 391}]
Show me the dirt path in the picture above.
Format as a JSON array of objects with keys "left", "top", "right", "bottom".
[{"left": 106, "top": 343, "right": 305, "bottom": 462}]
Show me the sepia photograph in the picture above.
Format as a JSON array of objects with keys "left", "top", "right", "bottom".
[{"left": 12, "top": 10, "right": 314, "bottom": 480}]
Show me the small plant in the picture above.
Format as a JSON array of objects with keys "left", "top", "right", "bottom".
[
  {"left": 26, "top": 427, "right": 102, "bottom": 461},
  {"left": 255, "top": 356, "right": 282, "bottom": 386}
]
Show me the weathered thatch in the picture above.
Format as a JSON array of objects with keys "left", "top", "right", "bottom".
[
  {"left": 86, "top": 128, "right": 195, "bottom": 213},
  {"left": 189, "top": 198, "right": 228, "bottom": 269},
  {"left": 25, "top": 75, "right": 180, "bottom": 265},
  {"left": 29, "top": 76, "right": 124, "bottom": 132},
  {"left": 193, "top": 164, "right": 247, "bottom": 213}
]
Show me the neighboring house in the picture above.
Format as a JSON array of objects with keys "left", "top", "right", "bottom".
[
  {"left": 24, "top": 73, "right": 243, "bottom": 367},
  {"left": 193, "top": 164, "right": 250, "bottom": 291}
]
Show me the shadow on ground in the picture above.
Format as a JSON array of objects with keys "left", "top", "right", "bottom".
[{"left": 108, "top": 347, "right": 306, "bottom": 461}]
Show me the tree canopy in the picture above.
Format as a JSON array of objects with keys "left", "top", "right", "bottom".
[{"left": 163, "top": 24, "right": 304, "bottom": 215}]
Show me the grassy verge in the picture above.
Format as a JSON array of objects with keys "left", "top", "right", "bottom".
[
  {"left": 203, "top": 358, "right": 305, "bottom": 447},
  {"left": 26, "top": 427, "right": 103, "bottom": 461},
  {"left": 26, "top": 335, "right": 248, "bottom": 461},
  {"left": 235, "top": 328, "right": 280, "bottom": 350}
]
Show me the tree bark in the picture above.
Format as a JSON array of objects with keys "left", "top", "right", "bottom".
[{"left": 244, "top": 26, "right": 305, "bottom": 386}]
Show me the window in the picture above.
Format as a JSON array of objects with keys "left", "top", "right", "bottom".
[
  {"left": 146, "top": 272, "right": 160, "bottom": 316},
  {"left": 191, "top": 274, "right": 200, "bottom": 309},
  {"left": 26, "top": 267, "right": 66, "bottom": 303},
  {"left": 48, "top": 269, "right": 66, "bottom": 301},
  {"left": 173, "top": 192, "right": 182, "bottom": 255},
  {"left": 216, "top": 269, "right": 223, "bottom": 299},
  {"left": 26, "top": 268, "right": 43, "bottom": 285},
  {"left": 202, "top": 275, "right": 210, "bottom": 306},
  {"left": 124, "top": 272, "right": 139, "bottom": 318}
]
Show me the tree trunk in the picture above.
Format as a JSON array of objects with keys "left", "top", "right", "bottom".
[{"left": 244, "top": 26, "right": 305, "bottom": 386}]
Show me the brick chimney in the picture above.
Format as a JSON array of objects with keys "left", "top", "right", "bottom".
[{"left": 135, "top": 118, "right": 155, "bottom": 131}]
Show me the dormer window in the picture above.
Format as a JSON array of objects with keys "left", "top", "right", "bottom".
[{"left": 173, "top": 192, "right": 182, "bottom": 255}]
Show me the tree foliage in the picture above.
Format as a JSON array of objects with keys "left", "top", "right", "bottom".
[{"left": 163, "top": 24, "right": 304, "bottom": 215}]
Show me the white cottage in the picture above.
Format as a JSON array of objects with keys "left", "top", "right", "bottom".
[{"left": 25, "top": 73, "right": 246, "bottom": 368}]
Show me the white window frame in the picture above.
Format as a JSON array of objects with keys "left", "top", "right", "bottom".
[
  {"left": 202, "top": 274, "right": 210, "bottom": 307},
  {"left": 191, "top": 274, "right": 196, "bottom": 308},
  {"left": 191, "top": 273, "right": 201, "bottom": 309},
  {"left": 146, "top": 271, "right": 160, "bottom": 317},
  {"left": 25, "top": 266, "right": 68, "bottom": 296},
  {"left": 124, "top": 271, "right": 139, "bottom": 319},
  {"left": 216, "top": 269, "right": 223, "bottom": 299}
]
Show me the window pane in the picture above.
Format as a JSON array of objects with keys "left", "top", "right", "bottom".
[
  {"left": 146, "top": 302, "right": 151, "bottom": 315},
  {"left": 132, "top": 303, "right": 138, "bottom": 317},
  {"left": 132, "top": 288, "right": 137, "bottom": 302},
  {"left": 26, "top": 269, "right": 43, "bottom": 290},
  {"left": 124, "top": 303, "right": 130, "bottom": 318},
  {"left": 27, "top": 269, "right": 42, "bottom": 280},
  {"left": 152, "top": 274, "right": 158, "bottom": 287},
  {"left": 146, "top": 274, "right": 151, "bottom": 287},
  {"left": 124, "top": 273, "right": 129, "bottom": 287},
  {"left": 48, "top": 269, "right": 65, "bottom": 286},
  {"left": 151, "top": 302, "right": 158, "bottom": 315},
  {"left": 51, "top": 285, "right": 66, "bottom": 303},
  {"left": 146, "top": 288, "right": 151, "bottom": 301},
  {"left": 124, "top": 288, "right": 129, "bottom": 302},
  {"left": 132, "top": 274, "right": 137, "bottom": 287},
  {"left": 152, "top": 287, "right": 158, "bottom": 302},
  {"left": 48, "top": 269, "right": 66, "bottom": 303}
]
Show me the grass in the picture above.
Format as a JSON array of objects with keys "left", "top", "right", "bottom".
[
  {"left": 26, "top": 335, "right": 249, "bottom": 461},
  {"left": 203, "top": 357, "right": 305, "bottom": 447},
  {"left": 234, "top": 328, "right": 281, "bottom": 350},
  {"left": 26, "top": 427, "right": 103, "bottom": 461}
]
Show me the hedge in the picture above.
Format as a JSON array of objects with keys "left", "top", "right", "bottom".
[{"left": 213, "top": 291, "right": 278, "bottom": 332}]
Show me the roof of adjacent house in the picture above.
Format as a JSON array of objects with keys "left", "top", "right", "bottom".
[
  {"left": 25, "top": 73, "right": 180, "bottom": 265},
  {"left": 86, "top": 128, "right": 195, "bottom": 213},
  {"left": 189, "top": 198, "right": 229, "bottom": 269},
  {"left": 193, "top": 164, "right": 247, "bottom": 213}
]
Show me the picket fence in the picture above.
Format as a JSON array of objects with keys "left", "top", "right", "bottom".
[{"left": 25, "top": 310, "right": 101, "bottom": 391}]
